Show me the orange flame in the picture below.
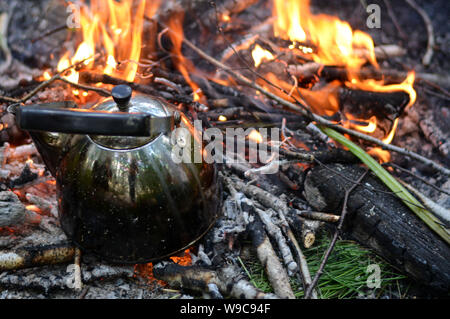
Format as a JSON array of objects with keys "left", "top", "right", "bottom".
[
  {"left": 134, "top": 249, "right": 192, "bottom": 285},
  {"left": 57, "top": 0, "right": 160, "bottom": 87},
  {"left": 167, "top": 11, "right": 206, "bottom": 104},
  {"left": 271, "top": 0, "right": 417, "bottom": 162},
  {"left": 273, "top": 0, "right": 378, "bottom": 70}
]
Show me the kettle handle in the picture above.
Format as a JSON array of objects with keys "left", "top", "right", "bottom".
[{"left": 15, "top": 105, "right": 178, "bottom": 137}]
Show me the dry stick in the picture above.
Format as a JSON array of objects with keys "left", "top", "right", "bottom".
[
  {"left": 383, "top": 0, "right": 408, "bottom": 41},
  {"left": 304, "top": 169, "right": 369, "bottom": 299},
  {"left": 174, "top": 35, "right": 450, "bottom": 177},
  {"left": 296, "top": 211, "right": 340, "bottom": 223},
  {"left": 399, "top": 181, "right": 450, "bottom": 225},
  {"left": 301, "top": 220, "right": 322, "bottom": 249},
  {"left": 235, "top": 178, "right": 321, "bottom": 249},
  {"left": 223, "top": 175, "right": 296, "bottom": 298},
  {"left": 78, "top": 286, "right": 90, "bottom": 299},
  {"left": 73, "top": 248, "right": 83, "bottom": 291},
  {"left": 405, "top": 0, "right": 435, "bottom": 66},
  {"left": 0, "top": 12, "right": 12, "bottom": 76},
  {"left": 56, "top": 75, "right": 111, "bottom": 97},
  {"left": 248, "top": 216, "right": 296, "bottom": 299},
  {"left": 384, "top": 162, "right": 450, "bottom": 196},
  {"left": 31, "top": 24, "right": 68, "bottom": 43},
  {"left": 253, "top": 206, "right": 298, "bottom": 275},
  {"left": 230, "top": 177, "right": 318, "bottom": 298},
  {"left": 284, "top": 226, "right": 318, "bottom": 299}
]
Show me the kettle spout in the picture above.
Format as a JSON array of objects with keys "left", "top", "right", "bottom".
[{"left": 28, "top": 131, "right": 68, "bottom": 177}]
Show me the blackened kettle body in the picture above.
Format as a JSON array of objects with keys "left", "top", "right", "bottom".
[{"left": 15, "top": 85, "right": 220, "bottom": 263}]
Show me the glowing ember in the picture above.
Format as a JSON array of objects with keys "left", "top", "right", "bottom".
[
  {"left": 169, "top": 249, "right": 192, "bottom": 266},
  {"left": 134, "top": 249, "right": 192, "bottom": 285},
  {"left": 26, "top": 205, "right": 42, "bottom": 214},
  {"left": 248, "top": 129, "right": 263, "bottom": 144},
  {"left": 42, "top": 71, "right": 51, "bottom": 81},
  {"left": 251, "top": 44, "right": 275, "bottom": 67}
]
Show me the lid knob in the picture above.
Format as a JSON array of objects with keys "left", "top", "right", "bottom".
[{"left": 112, "top": 85, "right": 132, "bottom": 111}]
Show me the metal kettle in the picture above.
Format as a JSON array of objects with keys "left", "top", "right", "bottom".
[{"left": 12, "top": 85, "right": 220, "bottom": 263}]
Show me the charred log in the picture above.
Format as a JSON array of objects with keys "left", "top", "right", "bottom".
[
  {"left": 8, "top": 164, "right": 38, "bottom": 189},
  {"left": 0, "top": 242, "right": 75, "bottom": 271},
  {"left": 303, "top": 164, "right": 450, "bottom": 294},
  {"left": 339, "top": 87, "right": 410, "bottom": 122}
]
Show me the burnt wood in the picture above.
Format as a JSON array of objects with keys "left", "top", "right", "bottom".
[
  {"left": 339, "top": 88, "right": 410, "bottom": 121},
  {"left": 303, "top": 164, "right": 450, "bottom": 294}
]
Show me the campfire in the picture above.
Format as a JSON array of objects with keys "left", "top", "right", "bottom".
[{"left": 0, "top": 0, "right": 449, "bottom": 300}]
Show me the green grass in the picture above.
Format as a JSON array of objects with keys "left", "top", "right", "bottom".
[{"left": 241, "top": 232, "right": 410, "bottom": 299}]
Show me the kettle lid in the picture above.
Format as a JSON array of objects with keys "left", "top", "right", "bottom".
[{"left": 90, "top": 85, "right": 173, "bottom": 150}]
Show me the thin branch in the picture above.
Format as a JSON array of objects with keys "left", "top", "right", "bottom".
[
  {"left": 384, "top": 162, "right": 450, "bottom": 196},
  {"left": 31, "top": 24, "right": 68, "bottom": 43},
  {"left": 0, "top": 54, "right": 101, "bottom": 104},
  {"left": 56, "top": 75, "right": 111, "bottom": 97},
  {"left": 405, "top": 0, "right": 434, "bottom": 65},
  {"left": 383, "top": 0, "right": 408, "bottom": 41},
  {"left": 73, "top": 248, "right": 83, "bottom": 291}
]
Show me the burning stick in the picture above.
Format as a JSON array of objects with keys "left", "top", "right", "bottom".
[
  {"left": 56, "top": 76, "right": 110, "bottom": 97},
  {"left": 25, "top": 193, "right": 57, "bottom": 217},
  {"left": 1, "top": 143, "right": 37, "bottom": 161},
  {"left": 288, "top": 63, "right": 450, "bottom": 88}
]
